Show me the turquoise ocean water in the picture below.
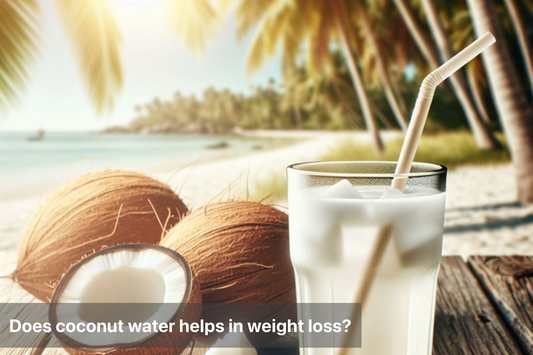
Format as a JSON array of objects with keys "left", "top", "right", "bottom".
[{"left": 0, "top": 131, "right": 285, "bottom": 200}]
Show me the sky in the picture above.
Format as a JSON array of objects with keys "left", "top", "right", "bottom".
[{"left": 0, "top": 0, "right": 282, "bottom": 131}]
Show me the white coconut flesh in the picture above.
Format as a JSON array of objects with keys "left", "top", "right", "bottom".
[{"left": 52, "top": 248, "right": 189, "bottom": 347}]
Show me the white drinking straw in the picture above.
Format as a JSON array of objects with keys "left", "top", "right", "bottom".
[
  {"left": 338, "top": 32, "right": 496, "bottom": 354},
  {"left": 391, "top": 32, "right": 496, "bottom": 191}
]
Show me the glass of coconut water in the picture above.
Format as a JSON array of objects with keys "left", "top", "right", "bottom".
[
  {"left": 286, "top": 32, "right": 496, "bottom": 355},
  {"left": 287, "top": 161, "right": 446, "bottom": 355}
]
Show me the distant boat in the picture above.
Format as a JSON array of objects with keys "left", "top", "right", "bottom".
[
  {"left": 206, "top": 141, "right": 228, "bottom": 149},
  {"left": 27, "top": 129, "right": 45, "bottom": 142}
]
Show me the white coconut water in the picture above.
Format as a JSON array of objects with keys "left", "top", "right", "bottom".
[{"left": 288, "top": 181, "right": 445, "bottom": 355}]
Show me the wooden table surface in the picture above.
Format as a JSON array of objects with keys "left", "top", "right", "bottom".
[
  {"left": 2, "top": 255, "right": 533, "bottom": 354},
  {"left": 433, "top": 256, "right": 532, "bottom": 354}
]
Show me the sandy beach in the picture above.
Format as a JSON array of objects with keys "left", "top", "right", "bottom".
[{"left": 1, "top": 130, "right": 531, "bottom": 262}]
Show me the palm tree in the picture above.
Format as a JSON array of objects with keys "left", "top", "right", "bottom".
[
  {"left": 168, "top": 0, "right": 385, "bottom": 152},
  {"left": 501, "top": 0, "right": 533, "bottom": 95},
  {"left": 444, "top": 7, "right": 490, "bottom": 124},
  {"left": 303, "top": 62, "right": 363, "bottom": 130},
  {"left": 0, "top": 0, "right": 40, "bottom": 111},
  {"left": 330, "top": 0, "right": 383, "bottom": 152},
  {"left": 418, "top": 0, "right": 501, "bottom": 150},
  {"left": 393, "top": 0, "right": 501, "bottom": 150},
  {"left": 234, "top": 0, "right": 384, "bottom": 151},
  {"left": 466, "top": 57, "right": 491, "bottom": 123},
  {"left": 280, "top": 69, "right": 309, "bottom": 129},
  {"left": 325, "top": 48, "right": 396, "bottom": 130},
  {"left": 324, "top": 59, "right": 367, "bottom": 130},
  {"left": 466, "top": 0, "right": 533, "bottom": 204},
  {"left": 450, "top": 7, "right": 493, "bottom": 123},
  {"left": 163, "top": 0, "right": 221, "bottom": 58},
  {"left": 0, "top": 0, "right": 123, "bottom": 114},
  {"left": 392, "top": 0, "right": 440, "bottom": 69},
  {"left": 354, "top": 0, "right": 408, "bottom": 131},
  {"left": 57, "top": 0, "right": 123, "bottom": 113}
]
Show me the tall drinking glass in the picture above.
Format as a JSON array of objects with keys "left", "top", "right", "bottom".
[{"left": 287, "top": 161, "right": 447, "bottom": 355}]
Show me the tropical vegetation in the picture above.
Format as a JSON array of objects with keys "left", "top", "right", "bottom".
[
  {"left": 2, "top": 0, "right": 533, "bottom": 201},
  {"left": 0, "top": 0, "right": 122, "bottom": 113},
  {"left": 129, "top": 77, "right": 477, "bottom": 133}
]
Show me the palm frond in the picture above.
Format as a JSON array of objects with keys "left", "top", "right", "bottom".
[
  {"left": 307, "top": 0, "right": 332, "bottom": 74},
  {"left": 235, "top": 0, "right": 276, "bottom": 40},
  {"left": 245, "top": 14, "right": 273, "bottom": 76},
  {"left": 213, "top": 0, "right": 236, "bottom": 16},
  {"left": 0, "top": 0, "right": 40, "bottom": 111},
  {"left": 164, "top": 0, "right": 221, "bottom": 58},
  {"left": 245, "top": 0, "right": 293, "bottom": 76},
  {"left": 280, "top": 0, "right": 308, "bottom": 76},
  {"left": 57, "top": 0, "right": 123, "bottom": 114}
]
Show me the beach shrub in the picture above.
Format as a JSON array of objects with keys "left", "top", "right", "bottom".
[{"left": 253, "top": 131, "right": 510, "bottom": 203}]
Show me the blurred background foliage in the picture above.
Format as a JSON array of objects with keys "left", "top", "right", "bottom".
[
  {"left": 129, "top": 0, "right": 532, "bottom": 149},
  {"left": 2, "top": 0, "right": 533, "bottom": 201},
  {"left": 2, "top": 0, "right": 531, "bottom": 137}
]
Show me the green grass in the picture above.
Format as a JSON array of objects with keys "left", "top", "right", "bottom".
[
  {"left": 252, "top": 131, "right": 510, "bottom": 203},
  {"left": 321, "top": 131, "right": 509, "bottom": 169}
]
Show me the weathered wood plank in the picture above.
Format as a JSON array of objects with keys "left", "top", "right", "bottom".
[
  {"left": 433, "top": 256, "right": 522, "bottom": 354},
  {"left": 468, "top": 256, "right": 533, "bottom": 354}
]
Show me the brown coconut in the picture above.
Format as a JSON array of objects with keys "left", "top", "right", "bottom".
[
  {"left": 13, "top": 170, "right": 188, "bottom": 302},
  {"left": 160, "top": 201, "right": 296, "bottom": 346},
  {"left": 49, "top": 244, "right": 201, "bottom": 355}
]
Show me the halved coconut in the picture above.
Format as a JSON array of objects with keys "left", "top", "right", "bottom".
[
  {"left": 14, "top": 169, "right": 188, "bottom": 302},
  {"left": 49, "top": 244, "right": 201, "bottom": 355}
]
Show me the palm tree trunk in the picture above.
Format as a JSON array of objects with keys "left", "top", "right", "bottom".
[
  {"left": 292, "top": 105, "right": 303, "bottom": 129},
  {"left": 331, "top": 79, "right": 363, "bottom": 129},
  {"left": 391, "top": 74, "right": 408, "bottom": 113},
  {"left": 420, "top": 0, "right": 502, "bottom": 150},
  {"left": 467, "top": 62, "right": 491, "bottom": 123},
  {"left": 355, "top": 0, "right": 408, "bottom": 131},
  {"left": 392, "top": 0, "right": 440, "bottom": 69},
  {"left": 334, "top": 76, "right": 394, "bottom": 129},
  {"left": 467, "top": 0, "right": 533, "bottom": 204},
  {"left": 332, "top": 0, "right": 384, "bottom": 153},
  {"left": 371, "top": 100, "right": 395, "bottom": 129},
  {"left": 503, "top": 0, "right": 533, "bottom": 95}
]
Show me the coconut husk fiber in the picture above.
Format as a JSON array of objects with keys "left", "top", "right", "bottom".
[
  {"left": 160, "top": 201, "right": 296, "bottom": 346},
  {"left": 0, "top": 252, "right": 53, "bottom": 354},
  {"left": 13, "top": 170, "right": 188, "bottom": 302}
]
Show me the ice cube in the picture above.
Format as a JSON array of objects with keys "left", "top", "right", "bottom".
[
  {"left": 321, "top": 179, "right": 363, "bottom": 199},
  {"left": 380, "top": 188, "right": 406, "bottom": 199},
  {"left": 386, "top": 192, "right": 446, "bottom": 266}
]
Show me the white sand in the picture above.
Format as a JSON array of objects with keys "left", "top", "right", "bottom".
[
  {"left": 443, "top": 163, "right": 533, "bottom": 257},
  {"left": 1, "top": 131, "right": 532, "bottom": 262},
  {"left": 168, "top": 130, "right": 400, "bottom": 208},
  {"left": 1, "top": 131, "right": 381, "bottom": 256}
]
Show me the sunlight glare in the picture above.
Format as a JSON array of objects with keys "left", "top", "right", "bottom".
[{"left": 112, "top": 0, "right": 160, "bottom": 2}]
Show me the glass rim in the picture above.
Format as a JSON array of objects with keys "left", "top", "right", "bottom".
[{"left": 287, "top": 161, "right": 447, "bottom": 178}]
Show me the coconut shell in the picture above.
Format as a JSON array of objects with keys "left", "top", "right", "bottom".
[
  {"left": 49, "top": 244, "right": 202, "bottom": 355},
  {"left": 13, "top": 170, "right": 188, "bottom": 302},
  {"left": 160, "top": 201, "right": 296, "bottom": 346}
]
